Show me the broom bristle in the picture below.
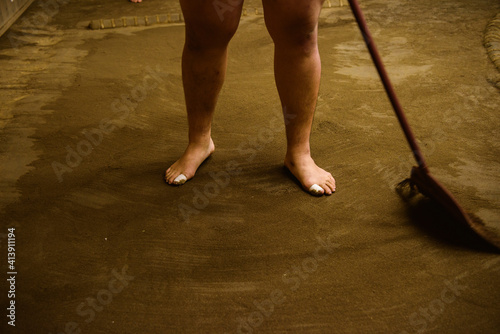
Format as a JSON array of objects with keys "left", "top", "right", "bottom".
[{"left": 395, "top": 178, "right": 419, "bottom": 201}]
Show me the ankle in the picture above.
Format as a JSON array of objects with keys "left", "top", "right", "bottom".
[
  {"left": 285, "top": 148, "right": 311, "bottom": 162},
  {"left": 188, "top": 133, "right": 212, "bottom": 145}
]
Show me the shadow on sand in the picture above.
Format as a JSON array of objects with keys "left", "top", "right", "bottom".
[{"left": 399, "top": 193, "right": 500, "bottom": 254}]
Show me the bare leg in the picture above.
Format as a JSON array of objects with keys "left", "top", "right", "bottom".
[
  {"left": 263, "top": 0, "right": 335, "bottom": 196},
  {"left": 166, "top": 0, "right": 243, "bottom": 185}
]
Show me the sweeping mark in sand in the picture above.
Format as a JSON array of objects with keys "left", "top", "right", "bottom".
[
  {"left": 397, "top": 272, "right": 469, "bottom": 334},
  {"left": 226, "top": 235, "right": 341, "bottom": 334},
  {"left": 333, "top": 39, "right": 434, "bottom": 84},
  {"left": 51, "top": 65, "right": 169, "bottom": 183},
  {"left": 50, "top": 265, "right": 134, "bottom": 334},
  {"left": 0, "top": 11, "right": 85, "bottom": 213},
  {"left": 398, "top": 256, "right": 500, "bottom": 334}
]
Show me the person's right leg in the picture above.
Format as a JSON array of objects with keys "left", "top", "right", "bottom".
[{"left": 165, "top": 0, "right": 244, "bottom": 185}]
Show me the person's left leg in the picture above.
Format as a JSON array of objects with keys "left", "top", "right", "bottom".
[{"left": 262, "top": 0, "right": 335, "bottom": 196}]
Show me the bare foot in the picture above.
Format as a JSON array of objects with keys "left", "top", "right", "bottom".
[
  {"left": 165, "top": 138, "right": 215, "bottom": 185},
  {"left": 284, "top": 154, "right": 336, "bottom": 196},
  {"left": 129, "top": 0, "right": 142, "bottom": 3}
]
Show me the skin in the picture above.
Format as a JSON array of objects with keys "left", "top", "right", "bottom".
[{"left": 165, "top": 0, "right": 336, "bottom": 196}]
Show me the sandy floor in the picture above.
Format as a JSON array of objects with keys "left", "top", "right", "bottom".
[{"left": 1, "top": 0, "right": 499, "bottom": 333}]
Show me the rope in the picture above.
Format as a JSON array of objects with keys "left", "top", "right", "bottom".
[{"left": 484, "top": 13, "right": 500, "bottom": 74}]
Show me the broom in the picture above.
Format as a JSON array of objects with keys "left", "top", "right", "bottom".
[{"left": 347, "top": 0, "right": 500, "bottom": 250}]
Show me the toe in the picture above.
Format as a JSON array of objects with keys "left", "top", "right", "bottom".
[
  {"left": 173, "top": 174, "right": 187, "bottom": 185},
  {"left": 165, "top": 170, "right": 172, "bottom": 183},
  {"left": 326, "top": 179, "right": 336, "bottom": 194},
  {"left": 165, "top": 169, "right": 179, "bottom": 184},
  {"left": 316, "top": 175, "right": 336, "bottom": 196},
  {"left": 321, "top": 182, "right": 332, "bottom": 195},
  {"left": 309, "top": 184, "right": 324, "bottom": 196}
]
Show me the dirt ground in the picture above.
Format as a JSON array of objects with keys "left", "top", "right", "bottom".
[{"left": 1, "top": 0, "right": 499, "bottom": 333}]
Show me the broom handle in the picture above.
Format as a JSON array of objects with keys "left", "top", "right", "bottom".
[{"left": 347, "top": 0, "right": 428, "bottom": 170}]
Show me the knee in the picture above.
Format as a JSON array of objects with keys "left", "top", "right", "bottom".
[
  {"left": 184, "top": 18, "right": 240, "bottom": 52},
  {"left": 266, "top": 15, "right": 319, "bottom": 55}
]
